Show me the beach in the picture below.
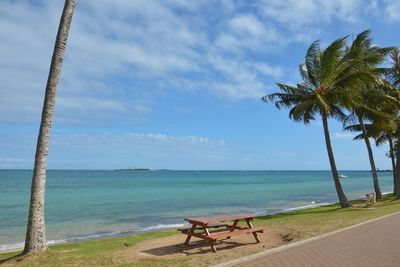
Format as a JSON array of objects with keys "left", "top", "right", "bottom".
[{"left": 1, "top": 194, "right": 400, "bottom": 267}]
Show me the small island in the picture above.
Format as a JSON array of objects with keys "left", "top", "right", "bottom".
[{"left": 114, "top": 168, "right": 151, "bottom": 171}]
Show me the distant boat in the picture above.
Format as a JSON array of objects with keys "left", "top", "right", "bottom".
[{"left": 339, "top": 174, "right": 348, "bottom": 178}]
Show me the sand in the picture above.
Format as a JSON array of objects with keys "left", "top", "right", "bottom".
[{"left": 118, "top": 226, "right": 298, "bottom": 266}]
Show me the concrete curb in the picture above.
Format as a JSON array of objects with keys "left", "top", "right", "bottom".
[{"left": 214, "top": 211, "right": 400, "bottom": 267}]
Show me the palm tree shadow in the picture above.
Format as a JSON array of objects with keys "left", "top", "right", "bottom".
[
  {"left": 0, "top": 253, "right": 24, "bottom": 265},
  {"left": 386, "top": 198, "right": 398, "bottom": 203}
]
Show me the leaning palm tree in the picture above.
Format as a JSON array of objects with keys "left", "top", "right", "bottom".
[
  {"left": 263, "top": 37, "right": 364, "bottom": 208},
  {"left": 342, "top": 30, "right": 395, "bottom": 200},
  {"left": 24, "top": 0, "right": 77, "bottom": 254}
]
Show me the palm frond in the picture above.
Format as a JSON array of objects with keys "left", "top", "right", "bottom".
[
  {"left": 320, "top": 36, "right": 347, "bottom": 83},
  {"left": 305, "top": 40, "right": 321, "bottom": 88}
]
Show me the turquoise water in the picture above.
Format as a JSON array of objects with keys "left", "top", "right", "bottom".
[{"left": 0, "top": 170, "right": 394, "bottom": 250}]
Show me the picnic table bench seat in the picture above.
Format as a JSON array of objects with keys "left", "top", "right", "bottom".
[{"left": 208, "top": 226, "right": 265, "bottom": 241}]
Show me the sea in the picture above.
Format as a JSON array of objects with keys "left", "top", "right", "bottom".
[{"left": 0, "top": 170, "right": 394, "bottom": 251}]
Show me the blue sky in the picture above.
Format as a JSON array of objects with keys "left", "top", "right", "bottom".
[{"left": 1, "top": 0, "right": 400, "bottom": 170}]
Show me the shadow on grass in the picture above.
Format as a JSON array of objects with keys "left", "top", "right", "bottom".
[
  {"left": 386, "top": 197, "right": 399, "bottom": 203},
  {"left": 141, "top": 239, "right": 249, "bottom": 256},
  {"left": 0, "top": 253, "right": 23, "bottom": 265}
]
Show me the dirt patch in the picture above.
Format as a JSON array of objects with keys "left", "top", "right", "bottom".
[{"left": 118, "top": 227, "right": 297, "bottom": 265}]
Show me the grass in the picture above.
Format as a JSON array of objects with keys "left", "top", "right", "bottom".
[
  {"left": 0, "top": 231, "right": 176, "bottom": 266},
  {"left": 1, "top": 194, "right": 399, "bottom": 267}
]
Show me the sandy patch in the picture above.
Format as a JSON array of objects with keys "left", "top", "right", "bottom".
[{"left": 118, "top": 227, "right": 299, "bottom": 265}]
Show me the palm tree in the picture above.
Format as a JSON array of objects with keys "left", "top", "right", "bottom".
[
  {"left": 345, "top": 121, "right": 397, "bottom": 193},
  {"left": 386, "top": 49, "right": 400, "bottom": 88},
  {"left": 23, "top": 0, "right": 77, "bottom": 254},
  {"left": 342, "top": 30, "right": 394, "bottom": 200},
  {"left": 386, "top": 48, "right": 400, "bottom": 198},
  {"left": 342, "top": 89, "right": 396, "bottom": 200},
  {"left": 263, "top": 37, "right": 361, "bottom": 208}
]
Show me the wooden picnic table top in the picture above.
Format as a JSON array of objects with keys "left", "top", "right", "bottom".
[{"left": 184, "top": 213, "right": 257, "bottom": 225}]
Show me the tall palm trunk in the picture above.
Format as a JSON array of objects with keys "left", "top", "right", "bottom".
[
  {"left": 388, "top": 136, "right": 397, "bottom": 194},
  {"left": 395, "top": 132, "right": 400, "bottom": 198},
  {"left": 358, "top": 116, "right": 382, "bottom": 200},
  {"left": 395, "top": 152, "right": 400, "bottom": 198},
  {"left": 322, "top": 116, "right": 350, "bottom": 207},
  {"left": 23, "top": 0, "right": 77, "bottom": 254}
]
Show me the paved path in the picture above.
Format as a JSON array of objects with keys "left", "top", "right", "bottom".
[{"left": 225, "top": 212, "right": 400, "bottom": 267}]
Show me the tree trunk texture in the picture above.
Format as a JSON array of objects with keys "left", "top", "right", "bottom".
[
  {"left": 23, "top": 0, "right": 77, "bottom": 254},
  {"left": 358, "top": 116, "right": 382, "bottom": 200},
  {"left": 388, "top": 136, "right": 397, "bottom": 195},
  {"left": 322, "top": 116, "right": 350, "bottom": 208}
]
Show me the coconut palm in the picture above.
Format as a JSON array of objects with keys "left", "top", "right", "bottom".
[
  {"left": 24, "top": 0, "right": 77, "bottom": 254},
  {"left": 342, "top": 88, "right": 396, "bottom": 200},
  {"left": 343, "top": 80, "right": 398, "bottom": 198},
  {"left": 386, "top": 48, "right": 400, "bottom": 198},
  {"left": 345, "top": 121, "right": 397, "bottom": 193},
  {"left": 263, "top": 37, "right": 364, "bottom": 208},
  {"left": 386, "top": 49, "right": 400, "bottom": 88},
  {"left": 340, "top": 30, "right": 395, "bottom": 200},
  {"left": 263, "top": 32, "right": 390, "bottom": 207}
]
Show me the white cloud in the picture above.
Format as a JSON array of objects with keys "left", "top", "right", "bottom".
[
  {"left": 0, "top": 0, "right": 288, "bottom": 124},
  {"left": 252, "top": 63, "right": 284, "bottom": 78},
  {"left": 0, "top": 0, "right": 398, "bottom": 125},
  {"left": 216, "top": 13, "right": 282, "bottom": 53},
  {"left": 229, "top": 14, "right": 266, "bottom": 37},
  {"left": 255, "top": 0, "right": 399, "bottom": 44},
  {"left": 258, "top": 0, "right": 372, "bottom": 28},
  {"left": 383, "top": 0, "right": 400, "bottom": 22}
]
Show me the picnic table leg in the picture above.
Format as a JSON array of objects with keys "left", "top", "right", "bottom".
[
  {"left": 184, "top": 224, "right": 197, "bottom": 245},
  {"left": 227, "top": 219, "right": 239, "bottom": 239},
  {"left": 245, "top": 218, "right": 261, "bottom": 243},
  {"left": 204, "top": 227, "right": 217, "bottom": 252}
]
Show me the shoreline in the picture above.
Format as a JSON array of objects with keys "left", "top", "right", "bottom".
[
  {"left": 1, "top": 191, "right": 392, "bottom": 254},
  {"left": 0, "top": 202, "right": 332, "bottom": 253},
  {"left": 2, "top": 194, "right": 399, "bottom": 266}
]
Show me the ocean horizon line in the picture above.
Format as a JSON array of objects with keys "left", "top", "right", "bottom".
[{"left": 0, "top": 168, "right": 378, "bottom": 172}]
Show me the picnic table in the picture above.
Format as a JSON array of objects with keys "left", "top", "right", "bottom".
[{"left": 180, "top": 213, "right": 265, "bottom": 252}]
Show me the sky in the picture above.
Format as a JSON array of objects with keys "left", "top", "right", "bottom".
[{"left": 0, "top": 0, "right": 400, "bottom": 170}]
